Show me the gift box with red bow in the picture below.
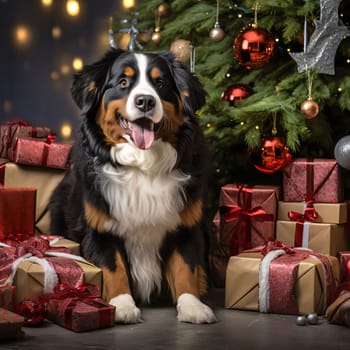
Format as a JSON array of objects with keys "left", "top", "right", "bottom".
[
  {"left": 0, "top": 235, "right": 100, "bottom": 305},
  {"left": 45, "top": 284, "right": 115, "bottom": 332},
  {"left": 210, "top": 184, "right": 280, "bottom": 288},
  {"left": 283, "top": 158, "right": 344, "bottom": 203},
  {"left": 0, "top": 120, "right": 51, "bottom": 160},
  {"left": 225, "top": 241, "right": 340, "bottom": 315}
]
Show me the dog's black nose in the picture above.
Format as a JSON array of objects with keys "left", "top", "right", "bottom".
[{"left": 135, "top": 95, "right": 156, "bottom": 112}]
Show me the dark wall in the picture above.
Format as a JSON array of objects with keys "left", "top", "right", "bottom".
[{"left": 0, "top": 0, "right": 121, "bottom": 140}]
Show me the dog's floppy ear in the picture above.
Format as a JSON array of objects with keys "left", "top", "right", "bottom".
[
  {"left": 159, "top": 51, "right": 207, "bottom": 117},
  {"left": 71, "top": 48, "right": 125, "bottom": 116}
]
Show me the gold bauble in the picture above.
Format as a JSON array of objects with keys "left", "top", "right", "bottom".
[
  {"left": 157, "top": 3, "right": 171, "bottom": 17},
  {"left": 151, "top": 29, "right": 161, "bottom": 45},
  {"left": 300, "top": 98, "right": 319, "bottom": 119},
  {"left": 170, "top": 39, "right": 191, "bottom": 62}
]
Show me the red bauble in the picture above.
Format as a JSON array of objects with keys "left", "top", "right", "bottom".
[
  {"left": 16, "top": 299, "right": 46, "bottom": 326},
  {"left": 251, "top": 136, "right": 292, "bottom": 174},
  {"left": 221, "top": 84, "right": 253, "bottom": 106},
  {"left": 233, "top": 27, "right": 276, "bottom": 70}
]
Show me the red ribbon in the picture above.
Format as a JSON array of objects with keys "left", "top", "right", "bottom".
[
  {"left": 220, "top": 185, "right": 275, "bottom": 255},
  {"left": 288, "top": 204, "right": 318, "bottom": 247}
]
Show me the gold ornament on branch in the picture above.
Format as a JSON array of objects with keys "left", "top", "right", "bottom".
[{"left": 170, "top": 39, "right": 191, "bottom": 62}]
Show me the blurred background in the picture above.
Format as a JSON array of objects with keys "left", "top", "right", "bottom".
[{"left": 0, "top": 0, "right": 136, "bottom": 141}]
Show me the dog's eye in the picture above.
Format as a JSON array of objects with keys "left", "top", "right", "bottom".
[
  {"left": 156, "top": 80, "right": 164, "bottom": 90},
  {"left": 119, "top": 78, "right": 129, "bottom": 88}
]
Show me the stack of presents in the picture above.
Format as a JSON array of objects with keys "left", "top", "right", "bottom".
[
  {"left": 1, "top": 120, "right": 350, "bottom": 339},
  {"left": 0, "top": 121, "right": 115, "bottom": 339},
  {"left": 211, "top": 158, "right": 350, "bottom": 326}
]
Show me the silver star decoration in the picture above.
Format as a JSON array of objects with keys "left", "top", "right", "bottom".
[{"left": 289, "top": 0, "right": 350, "bottom": 75}]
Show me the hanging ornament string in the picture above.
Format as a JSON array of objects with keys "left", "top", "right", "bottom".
[
  {"left": 307, "top": 68, "right": 313, "bottom": 100},
  {"left": 272, "top": 113, "right": 277, "bottom": 135},
  {"left": 151, "top": 10, "right": 161, "bottom": 44},
  {"left": 209, "top": 0, "right": 225, "bottom": 42},
  {"left": 253, "top": 0, "right": 260, "bottom": 28},
  {"left": 190, "top": 44, "right": 196, "bottom": 73}
]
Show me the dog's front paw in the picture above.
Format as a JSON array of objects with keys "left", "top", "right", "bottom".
[
  {"left": 109, "top": 294, "right": 143, "bottom": 324},
  {"left": 176, "top": 293, "right": 217, "bottom": 324}
]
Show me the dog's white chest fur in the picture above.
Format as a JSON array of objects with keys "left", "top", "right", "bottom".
[{"left": 100, "top": 139, "right": 189, "bottom": 302}]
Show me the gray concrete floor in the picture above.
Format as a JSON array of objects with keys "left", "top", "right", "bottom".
[{"left": 2, "top": 289, "right": 350, "bottom": 350}]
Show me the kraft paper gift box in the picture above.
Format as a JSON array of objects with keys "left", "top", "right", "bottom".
[
  {"left": 13, "top": 257, "right": 102, "bottom": 305},
  {"left": 283, "top": 158, "right": 343, "bottom": 203},
  {"left": 50, "top": 238, "right": 80, "bottom": 256},
  {"left": 276, "top": 220, "right": 349, "bottom": 256},
  {"left": 225, "top": 249, "right": 339, "bottom": 315},
  {"left": 0, "top": 160, "right": 65, "bottom": 234},
  {"left": 12, "top": 138, "right": 71, "bottom": 170},
  {"left": 0, "top": 187, "right": 36, "bottom": 241},
  {"left": 218, "top": 184, "right": 280, "bottom": 255},
  {"left": 0, "top": 120, "right": 50, "bottom": 160},
  {"left": 0, "top": 286, "right": 16, "bottom": 311},
  {"left": 277, "top": 201, "right": 348, "bottom": 224}
]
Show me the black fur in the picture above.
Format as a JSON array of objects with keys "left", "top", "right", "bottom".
[{"left": 49, "top": 49, "right": 209, "bottom": 302}]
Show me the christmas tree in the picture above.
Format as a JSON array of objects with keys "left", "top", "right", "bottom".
[{"left": 112, "top": 0, "right": 350, "bottom": 216}]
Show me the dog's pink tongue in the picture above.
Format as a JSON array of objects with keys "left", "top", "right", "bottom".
[{"left": 130, "top": 122, "right": 155, "bottom": 150}]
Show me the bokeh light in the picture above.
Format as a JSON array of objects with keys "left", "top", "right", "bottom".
[
  {"left": 41, "top": 0, "right": 53, "bottom": 7},
  {"left": 72, "top": 57, "right": 83, "bottom": 70},
  {"left": 123, "top": 0, "right": 135, "bottom": 9},
  {"left": 14, "top": 25, "right": 31, "bottom": 46},
  {"left": 66, "top": 0, "right": 80, "bottom": 16},
  {"left": 61, "top": 123, "right": 72, "bottom": 139},
  {"left": 52, "top": 26, "right": 62, "bottom": 39}
]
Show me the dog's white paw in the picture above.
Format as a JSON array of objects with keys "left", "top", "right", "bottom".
[
  {"left": 109, "top": 294, "right": 143, "bottom": 324},
  {"left": 176, "top": 293, "right": 217, "bottom": 324}
]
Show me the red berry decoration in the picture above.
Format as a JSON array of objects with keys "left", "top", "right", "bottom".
[
  {"left": 16, "top": 299, "right": 46, "bottom": 326},
  {"left": 221, "top": 84, "right": 253, "bottom": 106},
  {"left": 233, "top": 27, "right": 276, "bottom": 70}
]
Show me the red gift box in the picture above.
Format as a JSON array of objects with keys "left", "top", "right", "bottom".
[
  {"left": 339, "top": 251, "right": 350, "bottom": 284},
  {"left": 45, "top": 285, "right": 115, "bottom": 332},
  {"left": 12, "top": 138, "right": 71, "bottom": 170},
  {"left": 0, "top": 307, "right": 25, "bottom": 340},
  {"left": 0, "top": 120, "right": 50, "bottom": 160},
  {"left": 0, "top": 286, "right": 16, "bottom": 311},
  {"left": 283, "top": 158, "right": 344, "bottom": 203},
  {"left": 219, "top": 184, "right": 280, "bottom": 255},
  {"left": 0, "top": 188, "right": 36, "bottom": 241}
]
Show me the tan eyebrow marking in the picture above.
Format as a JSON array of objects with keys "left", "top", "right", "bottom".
[
  {"left": 150, "top": 67, "right": 161, "bottom": 80},
  {"left": 123, "top": 66, "right": 135, "bottom": 77}
]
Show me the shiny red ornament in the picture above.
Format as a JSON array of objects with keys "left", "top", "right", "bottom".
[
  {"left": 16, "top": 299, "right": 46, "bottom": 326},
  {"left": 233, "top": 27, "right": 276, "bottom": 70},
  {"left": 221, "top": 84, "right": 253, "bottom": 106},
  {"left": 251, "top": 136, "right": 292, "bottom": 174}
]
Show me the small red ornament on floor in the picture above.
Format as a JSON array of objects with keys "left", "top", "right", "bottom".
[{"left": 16, "top": 299, "right": 46, "bottom": 326}]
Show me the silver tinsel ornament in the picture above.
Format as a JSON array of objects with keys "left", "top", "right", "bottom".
[{"left": 290, "top": 0, "right": 350, "bottom": 75}]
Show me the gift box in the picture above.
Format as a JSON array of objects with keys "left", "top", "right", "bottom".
[
  {"left": 218, "top": 184, "right": 280, "bottom": 255},
  {"left": 13, "top": 257, "right": 102, "bottom": 305},
  {"left": 49, "top": 237, "right": 80, "bottom": 256},
  {"left": 0, "top": 187, "right": 36, "bottom": 241},
  {"left": 0, "top": 308, "right": 25, "bottom": 340},
  {"left": 0, "top": 286, "right": 16, "bottom": 311},
  {"left": 0, "top": 120, "right": 51, "bottom": 160},
  {"left": 283, "top": 158, "right": 343, "bottom": 203},
  {"left": 276, "top": 220, "right": 349, "bottom": 256},
  {"left": 0, "top": 160, "right": 66, "bottom": 234},
  {"left": 225, "top": 243, "right": 339, "bottom": 315},
  {"left": 45, "top": 285, "right": 115, "bottom": 332},
  {"left": 12, "top": 138, "right": 71, "bottom": 170},
  {"left": 278, "top": 201, "right": 348, "bottom": 224},
  {"left": 339, "top": 251, "right": 350, "bottom": 283}
]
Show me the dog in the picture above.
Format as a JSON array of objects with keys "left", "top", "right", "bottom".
[{"left": 49, "top": 48, "right": 217, "bottom": 324}]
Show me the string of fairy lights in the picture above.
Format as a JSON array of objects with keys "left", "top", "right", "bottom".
[{"left": 6, "top": 0, "right": 135, "bottom": 140}]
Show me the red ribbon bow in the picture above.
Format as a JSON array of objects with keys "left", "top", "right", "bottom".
[{"left": 288, "top": 204, "right": 318, "bottom": 247}]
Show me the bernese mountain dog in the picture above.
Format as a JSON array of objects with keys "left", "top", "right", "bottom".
[{"left": 49, "top": 48, "right": 217, "bottom": 324}]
